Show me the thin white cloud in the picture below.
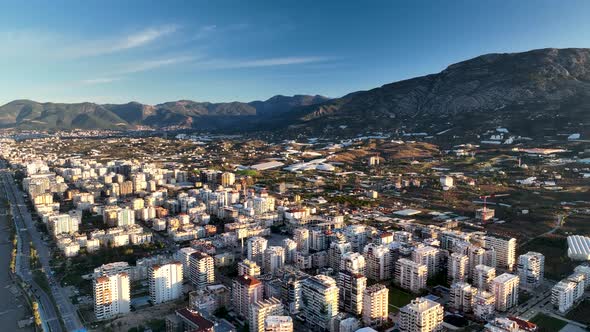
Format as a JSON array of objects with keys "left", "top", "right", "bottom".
[
  {"left": 81, "top": 77, "right": 121, "bottom": 85},
  {"left": 119, "top": 55, "right": 195, "bottom": 74},
  {"left": 192, "top": 23, "right": 249, "bottom": 40},
  {"left": 74, "top": 56, "right": 195, "bottom": 87},
  {"left": 194, "top": 25, "right": 217, "bottom": 39},
  {"left": 199, "top": 56, "right": 330, "bottom": 69},
  {"left": 65, "top": 25, "right": 178, "bottom": 58}
]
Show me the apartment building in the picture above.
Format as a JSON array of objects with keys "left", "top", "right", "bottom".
[
  {"left": 398, "top": 298, "right": 444, "bottom": 332},
  {"left": 364, "top": 243, "right": 392, "bottom": 281},
  {"left": 474, "top": 264, "right": 496, "bottom": 291},
  {"left": 93, "top": 272, "right": 130, "bottom": 320},
  {"left": 250, "top": 297, "right": 284, "bottom": 332},
  {"left": 448, "top": 253, "right": 469, "bottom": 283},
  {"left": 517, "top": 252, "right": 544, "bottom": 290},
  {"left": 412, "top": 245, "right": 441, "bottom": 277},
  {"left": 362, "top": 284, "right": 389, "bottom": 328},
  {"left": 264, "top": 316, "right": 293, "bottom": 332},
  {"left": 449, "top": 282, "right": 477, "bottom": 313},
  {"left": 232, "top": 274, "right": 264, "bottom": 318},
  {"left": 491, "top": 273, "right": 519, "bottom": 311},
  {"left": 189, "top": 251, "right": 215, "bottom": 290},
  {"left": 238, "top": 259, "right": 262, "bottom": 277},
  {"left": 149, "top": 261, "right": 183, "bottom": 304},
  {"left": 301, "top": 275, "right": 339, "bottom": 331},
  {"left": 395, "top": 258, "right": 427, "bottom": 293},
  {"left": 338, "top": 270, "right": 366, "bottom": 315}
]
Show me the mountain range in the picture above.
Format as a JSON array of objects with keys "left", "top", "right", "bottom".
[{"left": 2, "top": 48, "right": 590, "bottom": 137}]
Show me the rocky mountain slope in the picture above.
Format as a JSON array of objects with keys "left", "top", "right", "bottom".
[
  {"left": 1, "top": 48, "right": 589, "bottom": 136},
  {"left": 291, "top": 48, "right": 590, "bottom": 136}
]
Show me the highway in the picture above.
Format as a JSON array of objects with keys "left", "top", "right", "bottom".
[{"left": 1, "top": 161, "right": 85, "bottom": 332}]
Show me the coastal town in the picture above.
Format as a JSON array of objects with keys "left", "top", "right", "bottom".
[{"left": 0, "top": 128, "right": 589, "bottom": 332}]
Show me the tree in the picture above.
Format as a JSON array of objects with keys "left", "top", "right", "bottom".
[{"left": 32, "top": 301, "right": 42, "bottom": 327}]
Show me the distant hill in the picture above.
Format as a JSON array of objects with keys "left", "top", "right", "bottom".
[
  {"left": 0, "top": 95, "right": 328, "bottom": 130},
  {"left": 2, "top": 48, "right": 590, "bottom": 136}
]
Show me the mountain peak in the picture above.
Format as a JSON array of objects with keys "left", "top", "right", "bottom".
[{"left": 1, "top": 47, "right": 589, "bottom": 136}]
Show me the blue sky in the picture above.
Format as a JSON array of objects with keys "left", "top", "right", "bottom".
[{"left": 1, "top": 0, "right": 589, "bottom": 105}]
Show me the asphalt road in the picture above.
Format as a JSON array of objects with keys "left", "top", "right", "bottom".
[
  {"left": 1, "top": 161, "right": 85, "bottom": 332},
  {"left": 0, "top": 201, "right": 34, "bottom": 331}
]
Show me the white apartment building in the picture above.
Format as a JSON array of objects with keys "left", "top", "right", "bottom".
[
  {"left": 175, "top": 246, "right": 197, "bottom": 278},
  {"left": 466, "top": 245, "right": 486, "bottom": 279},
  {"left": 339, "top": 317, "right": 360, "bottom": 332},
  {"left": 264, "top": 316, "right": 293, "bottom": 332},
  {"left": 250, "top": 297, "right": 284, "bottom": 332},
  {"left": 449, "top": 282, "right": 477, "bottom": 313},
  {"left": 574, "top": 265, "right": 590, "bottom": 287},
  {"left": 398, "top": 298, "right": 444, "bottom": 332},
  {"left": 293, "top": 228, "right": 310, "bottom": 254},
  {"left": 395, "top": 258, "right": 428, "bottom": 293},
  {"left": 263, "top": 246, "right": 285, "bottom": 275},
  {"left": 282, "top": 238, "right": 298, "bottom": 263},
  {"left": 552, "top": 280, "right": 576, "bottom": 313},
  {"left": 473, "top": 290, "right": 495, "bottom": 321},
  {"left": 340, "top": 252, "right": 366, "bottom": 275},
  {"left": 567, "top": 272, "right": 586, "bottom": 301},
  {"left": 48, "top": 213, "right": 79, "bottom": 237},
  {"left": 189, "top": 251, "right": 215, "bottom": 290},
  {"left": 94, "top": 261, "right": 131, "bottom": 278},
  {"left": 329, "top": 239, "right": 352, "bottom": 270},
  {"left": 412, "top": 245, "right": 441, "bottom": 277},
  {"left": 248, "top": 236, "right": 269, "bottom": 266},
  {"left": 477, "top": 235, "right": 516, "bottom": 271},
  {"left": 93, "top": 272, "right": 130, "bottom": 320},
  {"left": 117, "top": 207, "right": 135, "bottom": 227},
  {"left": 238, "top": 259, "right": 262, "bottom": 277},
  {"left": 491, "top": 273, "right": 519, "bottom": 312},
  {"left": 474, "top": 264, "right": 496, "bottom": 291},
  {"left": 363, "top": 243, "right": 392, "bottom": 281},
  {"left": 233, "top": 274, "right": 264, "bottom": 318},
  {"left": 484, "top": 318, "right": 521, "bottom": 332},
  {"left": 149, "top": 261, "right": 183, "bottom": 304},
  {"left": 517, "top": 251, "right": 544, "bottom": 290},
  {"left": 310, "top": 228, "right": 327, "bottom": 251},
  {"left": 345, "top": 224, "right": 369, "bottom": 252},
  {"left": 301, "top": 275, "right": 339, "bottom": 331},
  {"left": 338, "top": 270, "right": 366, "bottom": 315},
  {"left": 448, "top": 253, "right": 469, "bottom": 283},
  {"left": 362, "top": 284, "right": 389, "bottom": 328}
]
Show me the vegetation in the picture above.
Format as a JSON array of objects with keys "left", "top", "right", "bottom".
[
  {"left": 214, "top": 307, "right": 230, "bottom": 319},
  {"left": 54, "top": 242, "right": 166, "bottom": 295},
  {"left": 33, "top": 270, "right": 51, "bottom": 294},
  {"left": 427, "top": 271, "right": 448, "bottom": 287},
  {"left": 10, "top": 241, "right": 17, "bottom": 273},
  {"left": 327, "top": 195, "right": 377, "bottom": 208},
  {"left": 388, "top": 286, "right": 415, "bottom": 312},
  {"left": 32, "top": 301, "right": 42, "bottom": 327},
  {"left": 520, "top": 236, "right": 575, "bottom": 280},
  {"left": 236, "top": 169, "right": 258, "bottom": 177},
  {"left": 30, "top": 242, "right": 40, "bottom": 269},
  {"left": 530, "top": 313, "right": 568, "bottom": 332},
  {"left": 148, "top": 319, "right": 167, "bottom": 332},
  {"left": 566, "top": 299, "right": 590, "bottom": 325}
]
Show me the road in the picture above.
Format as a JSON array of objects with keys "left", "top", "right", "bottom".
[
  {"left": 1, "top": 169, "right": 62, "bottom": 332},
  {"left": 0, "top": 200, "right": 34, "bottom": 331},
  {"left": 1, "top": 161, "right": 85, "bottom": 332},
  {"left": 508, "top": 281, "right": 554, "bottom": 319}
]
